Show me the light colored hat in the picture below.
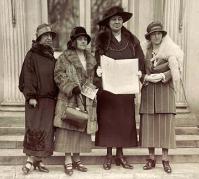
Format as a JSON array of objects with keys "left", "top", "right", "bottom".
[
  {"left": 36, "top": 23, "right": 56, "bottom": 41},
  {"left": 145, "top": 21, "right": 167, "bottom": 40}
]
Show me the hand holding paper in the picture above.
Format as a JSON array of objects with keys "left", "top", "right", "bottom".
[
  {"left": 96, "top": 66, "right": 102, "bottom": 77},
  {"left": 81, "top": 82, "right": 98, "bottom": 100}
]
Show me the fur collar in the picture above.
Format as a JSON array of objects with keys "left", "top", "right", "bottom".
[
  {"left": 141, "top": 35, "right": 184, "bottom": 72},
  {"left": 96, "top": 26, "right": 140, "bottom": 53},
  {"left": 62, "top": 49, "right": 96, "bottom": 74},
  {"left": 30, "top": 41, "right": 55, "bottom": 60}
]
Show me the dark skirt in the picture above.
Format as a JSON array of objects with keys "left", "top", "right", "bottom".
[
  {"left": 139, "top": 114, "right": 176, "bottom": 149},
  {"left": 23, "top": 98, "right": 56, "bottom": 157},
  {"left": 95, "top": 91, "right": 138, "bottom": 147}
]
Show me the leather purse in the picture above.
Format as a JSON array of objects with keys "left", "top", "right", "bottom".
[
  {"left": 61, "top": 65, "right": 89, "bottom": 128},
  {"left": 61, "top": 106, "right": 88, "bottom": 128}
]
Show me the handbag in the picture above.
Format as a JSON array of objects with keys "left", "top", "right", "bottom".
[{"left": 61, "top": 95, "right": 88, "bottom": 128}]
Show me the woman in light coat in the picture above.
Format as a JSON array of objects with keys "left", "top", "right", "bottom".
[
  {"left": 54, "top": 26, "right": 97, "bottom": 176},
  {"left": 140, "top": 21, "right": 183, "bottom": 173}
]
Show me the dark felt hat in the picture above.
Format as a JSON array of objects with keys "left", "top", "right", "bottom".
[
  {"left": 145, "top": 21, "right": 167, "bottom": 40},
  {"left": 36, "top": 23, "right": 56, "bottom": 41},
  {"left": 70, "top": 26, "right": 91, "bottom": 43},
  {"left": 98, "top": 6, "right": 132, "bottom": 26}
]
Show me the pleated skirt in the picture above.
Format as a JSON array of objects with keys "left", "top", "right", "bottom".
[
  {"left": 54, "top": 128, "right": 92, "bottom": 153},
  {"left": 140, "top": 114, "right": 176, "bottom": 149}
]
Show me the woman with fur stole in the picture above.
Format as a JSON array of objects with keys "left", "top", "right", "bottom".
[{"left": 140, "top": 21, "right": 183, "bottom": 174}]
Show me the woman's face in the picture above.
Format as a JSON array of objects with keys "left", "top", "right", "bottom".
[
  {"left": 76, "top": 36, "right": 88, "bottom": 50},
  {"left": 39, "top": 33, "right": 53, "bottom": 47},
  {"left": 109, "top": 15, "right": 123, "bottom": 32},
  {"left": 150, "top": 31, "right": 163, "bottom": 46}
]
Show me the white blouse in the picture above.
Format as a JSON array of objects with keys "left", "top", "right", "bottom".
[{"left": 76, "top": 51, "right": 87, "bottom": 70}]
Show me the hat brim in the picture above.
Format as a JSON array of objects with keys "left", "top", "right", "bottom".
[
  {"left": 98, "top": 12, "right": 132, "bottom": 26},
  {"left": 36, "top": 31, "right": 56, "bottom": 41},
  {"left": 72, "top": 33, "right": 91, "bottom": 44},
  {"left": 145, "top": 30, "right": 167, "bottom": 40}
]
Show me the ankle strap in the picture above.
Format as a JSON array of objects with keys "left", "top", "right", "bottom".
[
  {"left": 65, "top": 163, "right": 72, "bottom": 166},
  {"left": 26, "top": 161, "right": 33, "bottom": 165}
]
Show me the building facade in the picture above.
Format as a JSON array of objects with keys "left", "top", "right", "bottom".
[{"left": 0, "top": 0, "right": 198, "bottom": 118}]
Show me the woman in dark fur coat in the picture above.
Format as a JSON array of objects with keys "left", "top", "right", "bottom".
[
  {"left": 19, "top": 24, "right": 58, "bottom": 175},
  {"left": 94, "top": 6, "right": 145, "bottom": 170}
]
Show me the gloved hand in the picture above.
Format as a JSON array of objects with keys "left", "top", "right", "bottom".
[
  {"left": 145, "top": 74, "right": 163, "bottom": 83},
  {"left": 137, "top": 70, "right": 142, "bottom": 79},
  {"left": 72, "top": 86, "right": 81, "bottom": 95},
  {"left": 96, "top": 66, "right": 102, "bottom": 77},
  {"left": 29, "top": 98, "right": 37, "bottom": 107}
]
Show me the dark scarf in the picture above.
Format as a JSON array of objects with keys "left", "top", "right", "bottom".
[{"left": 30, "top": 40, "right": 55, "bottom": 60}]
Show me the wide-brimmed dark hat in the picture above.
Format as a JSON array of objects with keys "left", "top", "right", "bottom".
[
  {"left": 145, "top": 21, "right": 167, "bottom": 40},
  {"left": 36, "top": 23, "right": 56, "bottom": 41},
  {"left": 98, "top": 6, "right": 132, "bottom": 26},
  {"left": 70, "top": 26, "right": 91, "bottom": 44}
]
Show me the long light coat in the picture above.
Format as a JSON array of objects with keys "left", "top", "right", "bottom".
[{"left": 54, "top": 49, "right": 97, "bottom": 133}]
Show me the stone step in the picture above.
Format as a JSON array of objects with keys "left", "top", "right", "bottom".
[
  {"left": 0, "top": 127, "right": 25, "bottom": 135},
  {"left": 1, "top": 126, "right": 199, "bottom": 136},
  {"left": 0, "top": 148, "right": 199, "bottom": 165},
  {"left": 1, "top": 164, "right": 199, "bottom": 179},
  {"left": 2, "top": 117, "right": 197, "bottom": 127},
  {"left": 175, "top": 127, "right": 199, "bottom": 135},
  {"left": 175, "top": 113, "right": 199, "bottom": 127},
  {"left": 1, "top": 135, "right": 199, "bottom": 149},
  {"left": 0, "top": 111, "right": 198, "bottom": 127},
  {"left": 0, "top": 117, "right": 25, "bottom": 127}
]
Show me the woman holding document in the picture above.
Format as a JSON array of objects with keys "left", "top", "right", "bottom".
[
  {"left": 139, "top": 21, "right": 182, "bottom": 173},
  {"left": 94, "top": 6, "right": 145, "bottom": 170},
  {"left": 53, "top": 27, "right": 97, "bottom": 176}
]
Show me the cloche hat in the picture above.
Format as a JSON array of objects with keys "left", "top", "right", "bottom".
[
  {"left": 145, "top": 21, "right": 167, "bottom": 40},
  {"left": 36, "top": 23, "right": 56, "bottom": 41},
  {"left": 70, "top": 26, "right": 91, "bottom": 43}
]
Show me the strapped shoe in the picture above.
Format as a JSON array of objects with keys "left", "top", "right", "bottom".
[
  {"left": 64, "top": 163, "right": 73, "bottom": 176},
  {"left": 115, "top": 156, "right": 133, "bottom": 169},
  {"left": 162, "top": 160, "right": 172, "bottom": 173},
  {"left": 103, "top": 156, "right": 112, "bottom": 170},
  {"left": 72, "top": 161, "right": 88, "bottom": 172},
  {"left": 33, "top": 160, "right": 49, "bottom": 173},
  {"left": 22, "top": 161, "right": 33, "bottom": 175},
  {"left": 143, "top": 159, "right": 156, "bottom": 170}
]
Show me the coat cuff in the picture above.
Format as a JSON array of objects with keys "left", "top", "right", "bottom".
[{"left": 25, "top": 93, "right": 37, "bottom": 102}]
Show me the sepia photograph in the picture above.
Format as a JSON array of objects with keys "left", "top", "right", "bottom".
[{"left": 0, "top": 0, "right": 199, "bottom": 178}]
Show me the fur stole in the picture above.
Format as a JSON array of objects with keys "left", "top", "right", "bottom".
[{"left": 141, "top": 35, "right": 184, "bottom": 83}]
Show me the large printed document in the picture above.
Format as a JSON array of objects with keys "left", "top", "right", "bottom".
[{"left": 101, "top": 55, "right": 139, "bottom": 94}]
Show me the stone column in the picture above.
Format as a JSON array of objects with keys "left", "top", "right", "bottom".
[
  {"left": 163, "top": 0, "right": 188, "bottom": 107},
  {"left": 0, "top": 0, "right": 26, "bottom": 109},
  {"left": 79, "top": 0, "right": 91, "bottom": 48}
]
